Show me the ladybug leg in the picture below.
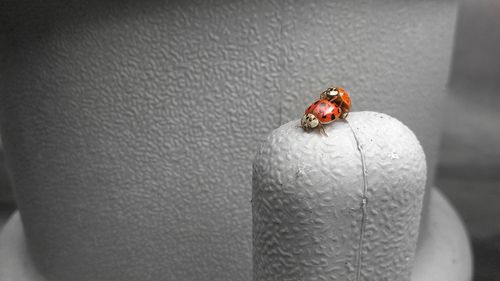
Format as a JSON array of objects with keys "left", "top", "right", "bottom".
[
  {"left": 318, "top": 123, "right": 328, "bottom": 137},
  {"left": 339, "top": 106, "right": 349, "bottom": 119},
  {"left": 334, "top": 94, "right": 342, "bottom": 103},
  {"left": 337, "top": 101, "right": 349, "bottom": 119},
  {"left": 337, "top": 107, "right": 344, "bottom": 120},
  {"left": 332, "top": 96, "right": 343, "bottom": 108}
]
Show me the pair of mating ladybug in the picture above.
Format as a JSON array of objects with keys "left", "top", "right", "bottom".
[{"left": 300, "top": 86, "right": 352, "bottom": 135}]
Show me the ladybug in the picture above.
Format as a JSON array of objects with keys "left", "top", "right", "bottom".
[
  {"left": 320, "top": 86, "right": 351, "bottom": 118},
  {"left": 301, "top": 98, "right": 341, "bottom": 135}
]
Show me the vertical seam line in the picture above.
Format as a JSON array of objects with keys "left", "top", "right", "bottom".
[{"left": 346, "top": 119, "right": 369, "bottom": 281}]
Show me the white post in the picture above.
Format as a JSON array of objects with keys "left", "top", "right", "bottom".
[{"left": 253, "top": 112, "right": 426, "bottom": 280}]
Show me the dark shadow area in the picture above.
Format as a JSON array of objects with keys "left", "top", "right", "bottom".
[{"left": 472, "top": 235, "right": 500, "bottom": 281}]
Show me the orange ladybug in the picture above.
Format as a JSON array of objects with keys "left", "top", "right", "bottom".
[
  {"left": 320, "top": 86, "right": 351, "bottom": 118},
  {"left": 301, "top": 98, "right": 341, "bottom": 135}
]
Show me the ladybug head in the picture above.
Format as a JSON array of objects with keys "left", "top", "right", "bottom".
[
  {"left": 320, "top": 86, "right": 341, "bottom": 100},
  {"left": 301, "top": 113, "right": 319, "bottom": 130}
]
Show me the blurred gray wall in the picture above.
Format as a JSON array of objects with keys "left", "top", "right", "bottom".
[
  {"left": 437, "top": 0, "right": 500, "bottom": 279},
  {"left": 450, "top": 0, "right": 500, "bottom": 90},
  {"left": 440, "top": 0, "right": 500, "bottom": 172}
]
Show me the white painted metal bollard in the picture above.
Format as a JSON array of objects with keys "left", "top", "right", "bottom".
[{"left": 253, "top": 111, "right": 426, "bottom": 280}]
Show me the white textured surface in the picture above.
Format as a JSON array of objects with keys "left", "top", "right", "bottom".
[
  {"left": 253, "top": 112, "right": 426, "bottom": 280},
  {"left": 0, "top": 1, "right": 457, "bottom": 280},
  {"left": 411, "top": 188, "right": 473, "bottom": 281}
]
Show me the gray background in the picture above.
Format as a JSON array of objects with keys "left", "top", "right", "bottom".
[
  {"left": 0, "top": 0, "right": 497, "bottom": 280},
  {"left": 437, "top": 0, "right": 500, "bottom": 279}
]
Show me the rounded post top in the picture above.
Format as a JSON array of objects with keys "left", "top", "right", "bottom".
[{"left": 254, "top": 111, "right": 426, "bottom": 193}]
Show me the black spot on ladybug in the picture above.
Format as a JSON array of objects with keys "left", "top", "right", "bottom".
[
  {"left": 331, "top": 114, "right": 335, "bottom": 120},
  {"left": 322, "top": 114, "right": 326, "bottom": 119}
]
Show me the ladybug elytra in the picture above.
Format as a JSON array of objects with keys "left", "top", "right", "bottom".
[{"left": 300, "top": 86, "right": 352, "bottom": 135}]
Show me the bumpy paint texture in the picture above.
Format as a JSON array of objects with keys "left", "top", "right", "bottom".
[
  {"left": 0, "top": 1, "right": 456, "bottom": 280},
  {"left": 253, "top": 112, "right": 426, "bottom": 281}
]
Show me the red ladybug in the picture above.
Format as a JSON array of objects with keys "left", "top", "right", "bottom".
[
  {"left": 320, "top": 86, "right": 351, "bottom": 118},
  {"left": 301, "top": 98, "right": 341, "bottom": 135}
]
